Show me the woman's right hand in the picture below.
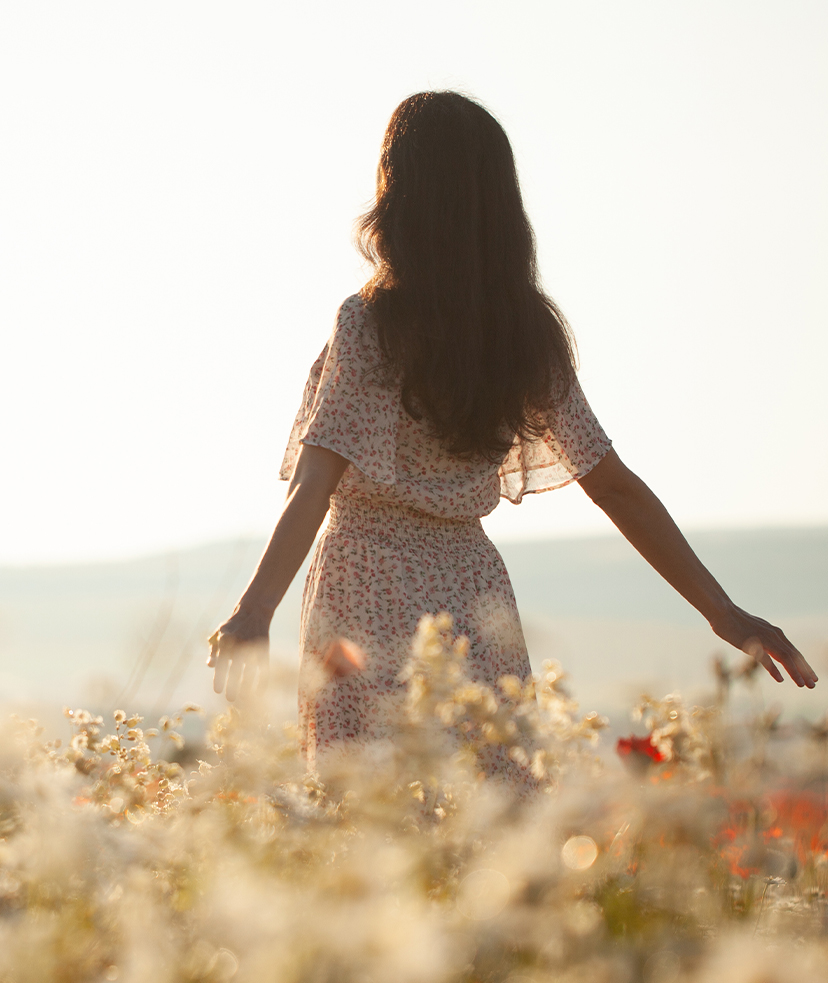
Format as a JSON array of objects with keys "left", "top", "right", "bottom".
[
  {"left": 709, "top": 603, "right": 819, "bottom": 689},
  {"left": 207, "top": 602, "right": 271, "bottom": 702}
]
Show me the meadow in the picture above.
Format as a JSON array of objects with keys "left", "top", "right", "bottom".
[{"left": 2, "top": 613, "right": 828, "bottom": 983}]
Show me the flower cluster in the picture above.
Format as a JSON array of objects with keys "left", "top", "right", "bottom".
[
  {"left": 399, "top": 613, "right": 608, "bottom": 789},
  {"left": 0, "top": 621, "right": 827, "bottom": 982},
  {"left": 630, "top": 691, "right": 718, "bottom": 779}
]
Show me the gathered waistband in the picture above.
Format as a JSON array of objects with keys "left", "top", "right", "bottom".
[{"left": 327, "top": 496, "right": 487, "bottom": 549}]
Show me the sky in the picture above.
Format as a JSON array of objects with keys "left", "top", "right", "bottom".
[{"left": 2, "top": 1, "right": 826, "bottom": 565}]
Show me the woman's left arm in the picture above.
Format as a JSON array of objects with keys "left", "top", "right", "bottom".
[
  {"left": 578, "top": 449, "right": 818, "bottom": 688},
  {"left": 207, "top": 443, "right": 350, "bottom": 701}
]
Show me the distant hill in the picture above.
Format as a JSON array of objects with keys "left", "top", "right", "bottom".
[{"left": 1, "top": 527, "right": 826, "bottom": 724}]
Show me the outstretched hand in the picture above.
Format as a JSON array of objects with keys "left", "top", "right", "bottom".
[
  {"left": 207, "top": 606, "right": 271, "bottom": 702},
  {"left": 710, "top": 604, "right": 818, "bottom": 688}
]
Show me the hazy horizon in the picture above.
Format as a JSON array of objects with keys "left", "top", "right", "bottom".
[
  {"left": 3, "top": 516, "right": 827, "bottom": 572},
  {"left": 3, "top": 525, "right": 826, "bottom": 731}
]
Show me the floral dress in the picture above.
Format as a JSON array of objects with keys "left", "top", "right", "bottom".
[{"left": 279, "top": 294, "right": 611, "bottom": 791}]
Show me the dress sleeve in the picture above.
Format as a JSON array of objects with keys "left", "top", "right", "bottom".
[
  {"left": 278, "top": 295, "right": 398, "bottom": 485},
  {"left": 498, "top": 375, "right": 612, "bottom": 504}
]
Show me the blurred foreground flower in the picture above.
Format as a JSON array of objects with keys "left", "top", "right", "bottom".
[
  {"left": 322, "top": 637, "right": 367, "bottom": 678},
  {"left": 2, "top": 617, "right": 828, "bottom": 982},
  {"left": 398, "top": 613, "right": 608, "bottom": 796}
]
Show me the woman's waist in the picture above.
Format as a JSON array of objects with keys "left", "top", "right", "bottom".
[
  {"left": 328, "top": 494, "right": 487, "bottom": 547},
  {"left": 337, "top": 465, "right": 500, "bottom": 523}
]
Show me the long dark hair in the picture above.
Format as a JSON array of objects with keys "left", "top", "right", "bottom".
[{"left": 356, "top": 90, "right": 577, "bottom": 461}]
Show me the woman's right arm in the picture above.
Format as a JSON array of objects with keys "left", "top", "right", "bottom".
[
  {"left": 577, "top": 448, "right": 818, "bottom": 688},
  {"left": 208, "top": 443, "right": 350, "bottom": 701}
]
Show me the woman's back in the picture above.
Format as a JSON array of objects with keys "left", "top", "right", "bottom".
[{"left": 280, "top": 293, "right": 612, "bottom": 521}]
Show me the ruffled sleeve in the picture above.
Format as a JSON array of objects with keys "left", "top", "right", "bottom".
[
  {"left": 279, "top": 295, "right": 398, "bottom": 485},
  {"left": 499, "top": 376, "right": 612, "bottom": 504}
]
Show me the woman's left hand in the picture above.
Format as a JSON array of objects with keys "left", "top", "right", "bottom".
[
  {"left": 709, "top": 604, "right": 819, "bottom": 688},
  {"left": 207, "top": 604, "right": 271, "bottom": 702}
]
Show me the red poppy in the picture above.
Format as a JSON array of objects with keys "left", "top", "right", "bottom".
[
  {"left": 710, "top": 788, "right": 828, "bottom": 878},
  {"left": 763, "top": 790, "right": 828, "bottom": 863},
  {"left": 616, "top": 735, "right": 666, "bottom": 764}
]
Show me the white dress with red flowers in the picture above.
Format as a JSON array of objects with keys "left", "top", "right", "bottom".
[{"left": 279, "top": 294, "right": 611, "bottom": 792}]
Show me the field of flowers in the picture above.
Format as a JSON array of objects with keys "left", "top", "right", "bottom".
[{"left": 2, "top": 614, "right": 828, "bottom": 983}]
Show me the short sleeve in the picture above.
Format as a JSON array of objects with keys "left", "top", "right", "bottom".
[
  {"left": 498, "top": 376, "right": 612, "bottom": 504},
  {"left": 278, "top": 295, "right": 398, "bottom": 485}
]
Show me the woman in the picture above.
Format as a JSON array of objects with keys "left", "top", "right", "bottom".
[{"left": 208, "top": 91, "right": 817, "bottom": 785}]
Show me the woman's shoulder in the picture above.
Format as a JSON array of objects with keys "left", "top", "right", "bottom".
[
  {"left": 330, "top": 292, "right": 380, "bottom": 358},
  {"left": 336, "top": 291, "right": 371, "bottom": 322}
]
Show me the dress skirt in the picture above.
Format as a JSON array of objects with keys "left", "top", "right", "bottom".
[{"left": 297, "top": 496, "right": 538, "bottom": 790}]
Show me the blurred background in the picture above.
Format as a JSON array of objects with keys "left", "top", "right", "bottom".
[{"left": 1, "top": 1, "right": 826, "bottom": 730}]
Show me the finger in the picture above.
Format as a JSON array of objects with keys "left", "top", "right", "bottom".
[
  {"left": 790, "top": 642, "right": 819, "bottom": 682},
  {"left": 791, "top": 650, "right": 819, "bottom": 688},
  {"left": 768, "top": 644, "right": 808, "bottom": 688},
  {"left": 762, "top": 626, "right": 818, "bottom": 687},
  {"left": 212, "top": 653, "right": 230, "bottom": 694},
  {"left": 776, "top": 654, "right": 806, "bottom": 687},
  {"left": 743, "top": 635, "right": 787, "bottom": 684},
  {"left": 767, "top": 635, "right": 815, "bottom": 688},
  {"left": 758, "top": 651, "right": 784, "bottom": 684},
  {"left": 237, "top": 664, "right": 260, "bottom": 705},
  {"left": 254, "top": 650, "right": 270, "bottom": 697},
  {"left": 742, "top": 636, "right": 805, "bottom": 686},
  {"left": 242, "top": 652, "right": 263, "bottom": 701},
  {"left": 234, "top": 642, "right": 269, "bottom": 701},
  {"left": 225, "top": 655, "right": 246, "bottom": 703},
  {"left": 207, "top": 632, "right": 220, "bottom": 668},
  {"left": 739, "top": 621, "right": 818, "bottom": 689}
]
